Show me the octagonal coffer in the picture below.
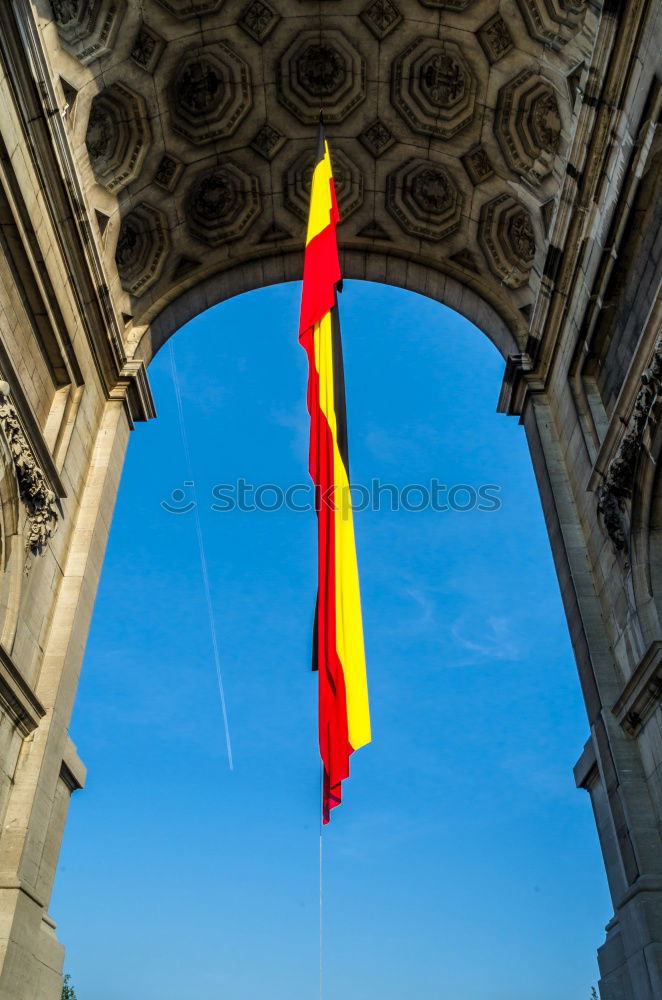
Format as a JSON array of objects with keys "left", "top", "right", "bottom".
[
  {"left": 391, "top": 38, "right": 478, "bottom": 141},
  {"left": 85, "top": 83, "right": 151, "bottom": 194},
  {"left": 478, "top": 193, "right": 536, "bottom": 289},
  {"left": 169, "top": 43, "right": 252, "bottom": 145},
  {"left": 284, "top": 147, "right": 363, "bottom": 223},
  {"left": 186, "top": 161, "right": 262, "bottom": 245},
  {"left": 154, "top": 0, "right": 225, "bottom": 18},
  {"left": 495, "top": 70, "right": 562, "bottom": 184},
  {"left": 115, "top": 203, "right": 171, "bottom": 298},
  {"left": 278, "top": 29, "right": 366, "bottom": 124},
  {"left": 417, "top": 0, "right": 476, "bottom": 8},
  {"left": 50, "top": 0, "right": 126, "bottom": 65},
  {"left": 386, "top": 158, "right": 464, "bottom": 241},
  {"left": 515, "top": 0, "right": 588, "bottom": 45}
]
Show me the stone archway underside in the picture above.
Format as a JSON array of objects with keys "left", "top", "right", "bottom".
[
  {"left": 47, "top": 0, "right": 598, "bottom": 358},
  {"left": 2, "top": 2, "right": 662, "bottom": 1000}
]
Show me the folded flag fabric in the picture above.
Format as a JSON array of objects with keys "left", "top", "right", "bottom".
[{"left": 298, "top": 125, "right": 371, "bottom": 824}]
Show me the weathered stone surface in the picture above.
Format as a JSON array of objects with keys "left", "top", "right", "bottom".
[
  {"left": 391, "top": 38, "right": 478, "bottom": 140},
  {"left": 478, "top": 194, "right": 536, "bottom": 288},
  {"left": 169, "top": 43, "right": 252, "bottom": 145},
  {"left": 115, "top": 202, "right": 171, "bottom": 296},
  {"left": 386, "top": 157, "right": 463, "bottom": 241},
  {"left": 85, "top": 83, "right": 150, "bottom": 193},
  {"left": 495, "top": 70, "right": 562, "bottom": 184},
  {"left": 186, "top": 162, "right": 262, "bottom": 245},
  {"left": 50, "top": 0, "right": 126, "bottom": 64},
  {"left": 278, "top": 29, "right": 366, "bottom": 124},
  {"left": 5, "top": 7, "right": 662, "bottom": 1000}
]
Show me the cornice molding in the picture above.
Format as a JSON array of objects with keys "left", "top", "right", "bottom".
[{"left": 613, "top": 640, "right": 662, "bottom": 737}]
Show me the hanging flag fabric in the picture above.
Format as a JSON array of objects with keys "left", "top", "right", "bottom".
[{"left": 299, "top": 127, "right": 371, "bottom": 824}]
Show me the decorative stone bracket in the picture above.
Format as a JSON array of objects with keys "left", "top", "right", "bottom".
[
  {"left": 597, "top": 340, "right": 662, "bottom": 553},
  {"left": 0, "top": 381, "right": 59, "bottom": 556}
]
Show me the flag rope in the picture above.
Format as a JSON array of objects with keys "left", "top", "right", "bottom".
[{"left": 168, "top": 341, "right": 234, "bottom": 771}]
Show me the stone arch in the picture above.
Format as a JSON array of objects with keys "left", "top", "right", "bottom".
[
  {"left": 136, "top": 248, "right": 521, "bottom": 364},
  {"left": 43, "top": 0, "right": 601, "bottom": 373}
]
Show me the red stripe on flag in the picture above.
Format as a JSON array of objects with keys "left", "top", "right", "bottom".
[{"left": 300, "top": 323, "right": 353, "bottom": 823}]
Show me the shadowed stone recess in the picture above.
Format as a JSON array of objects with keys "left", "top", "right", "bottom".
[
  {"left": 515, "top": 0, "right": 588, "bottom": 45},
  {"left": 278, "top": 29, "right": 366, "bottom": 124},
  {"left": 169, "top": 43, "right": 252, "bottom": 145},
  {"left": 50, "top": 0, "right": 126, "bottom": 64},
  {"left": 386, "top": 157, "right": 464, "bottom": 241},
  {"left": 391, "top": 38, "right": 478, "bottom": 140},
  {"left": 85, "top": 82, "right": 150, "bottom": 193},
  {"left": 154, "top": 0, "right": 225, "bottom": 19},
  {"left": 495, "top": 70, "right": 562, "bottom": 184},
  {"left": 478, "top": 193, "right": 536, "bottom": 288},
  {"left": 115, "top": 202, "right": 171, "bottom": 297},
  {"left": 186, "top": 162, "right": 262, "bottom": 245}
]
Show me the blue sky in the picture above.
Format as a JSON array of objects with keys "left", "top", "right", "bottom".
[{"left": 52, "top": 281, "right": 610, "bottom": 1000}]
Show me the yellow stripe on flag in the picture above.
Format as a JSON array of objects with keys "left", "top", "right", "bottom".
[{"left": 313, "top": 311, "right": 371, "bottom": 751}]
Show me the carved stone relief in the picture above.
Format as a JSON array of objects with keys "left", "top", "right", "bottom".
[
  {"left": 85, "top": 83, "right": 150, "bottom": 193},
  {"left": 386, "top": 157, "right": 464, "bottom": 241},
  {"left": 170, "top": 44, "right": 252, "bottom": 145},
  {"left": 391, "top": 38, "right": 478, "bottom": 140},
  {"left": 515, "top": 0, "right": 588, "bottom": 46},
  {"left": 495, "top": 70, "right": 562, "bottom": 184},
  {"left": 0, "top": 383, "right": 58, "bottom": 556},
  {"left": 278, "top": 29, "right": 366, "bottom": 124},
  {"left": 360, "top": 0, "right": 403, "bottom": 39},
  {"left": 154, "top": 0, "right": 225, "bottom": 19},
  {"left": 115, "top": 203, "right": 171, "bottom": 297},
  {"left": 239, "top": 0, "right": 280, "bottom": 43},
  {"left": 598, "top": 342, "right": 662, "bottom": 552},
  {"left": 186, "top": 162, "right": 262, "bottom": 245},
  {"left": 50, "top": 0, "right": 126, "bottom": 65},
  {"left": 478, "top": 193, "right": 536, "bottom": 288}
]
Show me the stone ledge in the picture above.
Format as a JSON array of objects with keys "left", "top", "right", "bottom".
[
  {"left": 574, "top": 736, "right": 598, "bottom": 789},
  {"left": 613, "top": 641, "right": 662, "bottom": 737}
]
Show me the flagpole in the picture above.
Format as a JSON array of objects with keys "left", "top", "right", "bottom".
[{"left": 319, "top": 762, "right": 324, "bottom": 1000}]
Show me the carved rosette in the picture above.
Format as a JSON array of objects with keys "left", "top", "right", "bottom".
[
  {"left": 277, "top": 29, "right": 366, "bottom": 124},
  {"left": 0, "top": 385, "right": 58, "bottom": 556},
  {"left": 360, "top": 0, "right": 403, "bottom": 39},
  {"left": 170, "top": 44, "right": 252, "bottom": 145},
  {"left": 386, "top": 158, "right": 464, "bottom": 241},
  {"left": 478, "top": 194, "right": 536, "bottom": 288},
  {"left": 115, "top": 203, "right": 171, "bottom": 297},
  {"left": 85, "top": 83, "right": 151, "bottom": 193},
  {"left": 186, "top": 162, "right": 262, "bottom": 245},
  {"left": 598, "top": 343, "right": 662, "bottom": 553},
  {"left": 154, "top": 0, "right": 224, "bottom": 18},
  {"left": 495, "top": 70, "right": 562, "bottom": 184},
  {"left": 391, "top": 38, "right": 478, "bottom": 141},
  {"left": 515, "top": 0, "right": 588, "bottom": 46},
  {"left": 50, "top": 0, "right": 126, "bottom": 64},
  {"left": 284, "top": 147, "right": 363, "bottom": 223}
]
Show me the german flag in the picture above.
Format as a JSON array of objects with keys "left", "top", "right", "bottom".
[{"left": 299, "top": 126, "right": 371, "bottom": 824}]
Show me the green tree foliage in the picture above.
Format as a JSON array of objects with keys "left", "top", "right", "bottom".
[{"left": 61, "top": 974, "right": 77, "bottom": 1000}]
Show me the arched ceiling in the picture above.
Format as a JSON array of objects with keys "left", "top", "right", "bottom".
[{"left": 42, "top": 0, "right": 600, "bottom": 358}]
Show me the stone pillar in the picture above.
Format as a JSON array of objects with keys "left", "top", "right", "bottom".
[
  {"left": 523, "top": 393, "right": 662, "bottom": 999},
  {"left": 0, "top": 399, "right": 129, "bottom": 1000}
]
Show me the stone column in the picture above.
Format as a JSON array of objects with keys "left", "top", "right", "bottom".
[
  {"left": 523, "top": 393, "right": 662, "bottom": 1000},
  {"left": 0, "top": 399, "right": 130, "bottom": 1000}
]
